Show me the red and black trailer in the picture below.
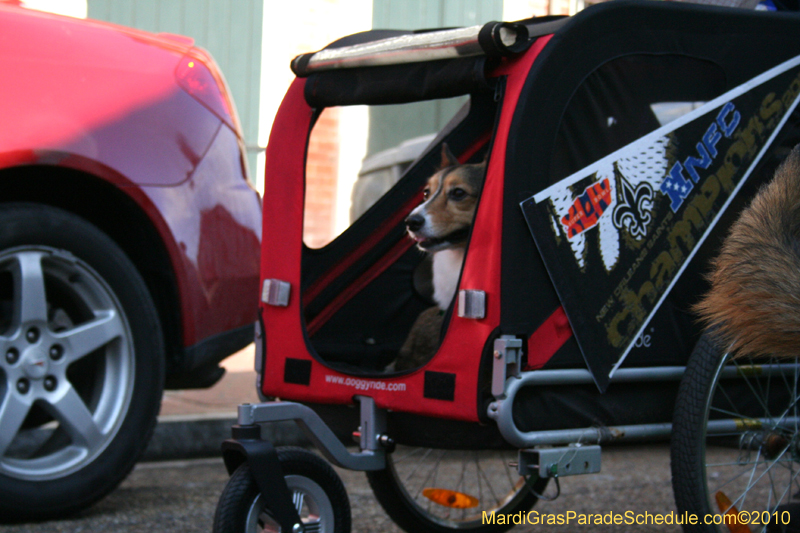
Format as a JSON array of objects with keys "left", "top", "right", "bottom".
[{"left": 215, "top": 2, "right": 800, "bottom": 532}]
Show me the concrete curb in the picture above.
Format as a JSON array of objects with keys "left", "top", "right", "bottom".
[{"left": 142, "top": 413, "right": 308, "bottom": 462}]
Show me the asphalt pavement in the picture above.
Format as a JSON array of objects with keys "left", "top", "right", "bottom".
[
  {"left": 0, "top": 445, "right": 681, "bottom": 532},
  {"left": 0, "top": 345, "right": 683, "bottom": 532}
]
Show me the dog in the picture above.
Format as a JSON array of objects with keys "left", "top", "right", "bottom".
[
  {"left": 391, "top": 143, "right": 485, "bottom": 371},
  {"left": 695, "top": 145, "right": 800, "bottom": 359},
  {"left": 405, "top": 143, "right": 485, "bottom": 310}
]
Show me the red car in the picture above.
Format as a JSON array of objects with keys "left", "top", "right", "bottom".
[{"left": 0, "top": 3, "right": 261, "bottom": 521}]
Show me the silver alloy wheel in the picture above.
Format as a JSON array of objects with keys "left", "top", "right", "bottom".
[
  {"left": 0, "top": 246, "right": 135, "bottom": 481},
  {"left": 245, "top": 474, "right": 334, "bottom": 533}
]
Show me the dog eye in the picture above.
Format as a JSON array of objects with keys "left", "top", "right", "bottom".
[
  {"left": 449, "top": 187, "right": 468, "bottom": 200},
  {"left": 423, "top": 188, "right": 430, "bottom": 200}
]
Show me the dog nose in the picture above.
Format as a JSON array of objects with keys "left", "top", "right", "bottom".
[{"left": 406, "top": 214, "right": 424, "bottom": 232}]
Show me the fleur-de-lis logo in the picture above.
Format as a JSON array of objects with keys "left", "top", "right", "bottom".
[{"left": 612, "top": 164, "right": 653, "bottom": 240}]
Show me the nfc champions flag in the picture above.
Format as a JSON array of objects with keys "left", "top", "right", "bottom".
[{"left": 521, "top": 54, "right": 800, "bottom": 391}]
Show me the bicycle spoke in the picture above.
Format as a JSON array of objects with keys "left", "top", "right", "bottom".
[
  {"left": 402, "top": 447, "right": 433, "bottom": 484},
  {"left": 731, "top": 445, "right": 790, "bottom": 512},
  {"left": 413, "top": 449, "right": 445, "bottom": 501},
  {"left": 475, "top": 453, "right": 502, "bottom": 507}
]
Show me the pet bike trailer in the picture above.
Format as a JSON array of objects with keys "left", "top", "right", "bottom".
[{"left": 214, "top": 2, "right": 800, "bottom": 532}]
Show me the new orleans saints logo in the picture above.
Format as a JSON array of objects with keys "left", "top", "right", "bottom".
[{"left": 612, "top": 164, "right": 653, "bottom": 240}]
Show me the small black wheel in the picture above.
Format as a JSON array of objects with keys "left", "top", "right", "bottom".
[
  {"left": 366, "top": 446, "right": 549, "bottom": 533},
  {"left": 214, "top": 447, "right": 351, "bottom": 533},
  {"left": 0, "top": 203, "right": 164, "bottom": 521},
  {"left": 671, "top": 333, "right": 800, "bottom": 532}
]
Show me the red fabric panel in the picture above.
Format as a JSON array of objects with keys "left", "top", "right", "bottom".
[
  {"left": 525, "top": 306, "right": 573, "bottom": 370},
  {"left": 260, "top": 79, "right": 314, "bottom": 396},
  {"left": 260, "top": 37, "right": 553, "bottom": 422}
]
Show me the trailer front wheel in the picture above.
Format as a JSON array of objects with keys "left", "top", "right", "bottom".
[{"left": 214, "top": 447, "right": 351, "bottom": 533}]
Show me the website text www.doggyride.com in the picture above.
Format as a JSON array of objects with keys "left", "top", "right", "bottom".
[
  {"left": 482, "top": 509, "right": 793, "bottom": 528},
  {"left": 324, "top": 374, "right": 406, "bottom": 392}
]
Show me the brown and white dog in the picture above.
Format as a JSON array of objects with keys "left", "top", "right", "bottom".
[
  {"left": 392, "top": 144, "right": 484, "bottom": 371},
  {"left": 696, "top": 145, "right": 800, "bottom": 359},
  {"left": 405, "top": 143, "right": 485, "bottom": 311}
]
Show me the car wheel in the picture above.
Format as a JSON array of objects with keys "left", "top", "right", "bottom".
[{"left": 0, "top": 203, "right": 164, "bottom": 521}]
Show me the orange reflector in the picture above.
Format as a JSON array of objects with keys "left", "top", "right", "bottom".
[
  {"left": 715, "top": 491, "right": 752, "bottom": 533},
  {"left": 422, "top": 488, "right": 479, "bottom": 509}
]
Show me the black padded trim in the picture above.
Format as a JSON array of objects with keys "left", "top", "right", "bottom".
[
  {"left": 284, "top": 358, "right": 312, "bottom": 386},
  {"left": 423, "top": 371, "right": 456, "bottom": 401},
  {"left": 304, "top": 57, "right": 493, "bottom": 107}
]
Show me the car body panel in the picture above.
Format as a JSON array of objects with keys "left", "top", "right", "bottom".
[
  {"left": 142, "top": 125, "right": 261, "bottom": 346},
  {"left": 0, "top": 3, "right": 260, "bottom": 356},
  {"left": 0, "top": 4, "right": 220, "bottom": 187}
]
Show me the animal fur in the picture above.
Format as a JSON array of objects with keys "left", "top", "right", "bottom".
[
  {"left": 405, "top": 144, "right": 485, "bottom": 310},
  {"left": 395, "top": 306, "right": 444, "bottom": 371},
  {"left": 695, "top": 145, "right": 800, "bottom": 359},
  {"left": 431, "top": 248, "right": 465, "bottom": 311},
  {"left": 391, "top": 144, "right": 485, "bottom": 371}
]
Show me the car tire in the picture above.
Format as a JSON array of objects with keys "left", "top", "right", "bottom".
[{"left": 0, "top": 202, "right": 165, "bottom": 521}]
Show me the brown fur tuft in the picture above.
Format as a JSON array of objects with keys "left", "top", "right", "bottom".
[
  {"left": 695, "top": 145, "right": 800, "bottom": 359},
  {"left": 394, "top": 306, "right": 443, "bottom": 371}
]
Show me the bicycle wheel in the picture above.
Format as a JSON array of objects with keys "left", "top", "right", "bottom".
[
  {"left": 367, "top": 445, "right": 549, "bottom": 533},
  {"left": 671, "top": 333, "right": 800, "bottom": 532},
  {"left": 214, "top": 447, "right": 351, "bottom": 533}
]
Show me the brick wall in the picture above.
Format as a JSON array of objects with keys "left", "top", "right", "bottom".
[{"left": 304, "top": 108, "right": 340, "bottom": 249}]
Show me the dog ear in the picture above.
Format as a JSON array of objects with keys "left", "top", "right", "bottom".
[
  {"left": 439, "top": 143, "right": 459, "bottom": 169},
  {"left": 479, "top": 149, "right": 489, "bottom": 168}
]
